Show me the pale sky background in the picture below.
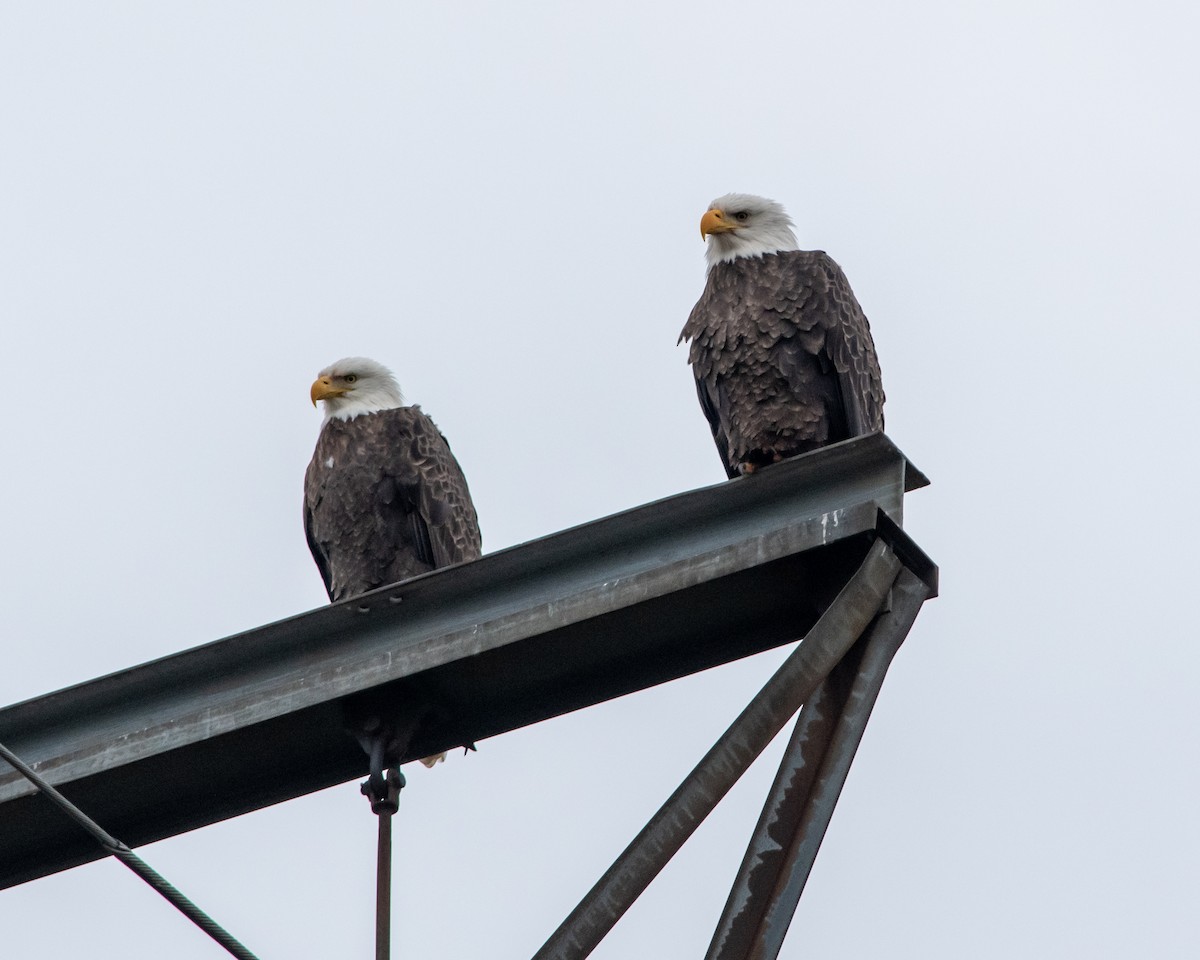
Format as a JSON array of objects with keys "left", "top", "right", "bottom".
[{"left": 2, "top": 2, "right": 1198, "bottom": 957}]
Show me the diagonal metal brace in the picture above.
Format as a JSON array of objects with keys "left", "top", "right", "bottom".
[
  {"left": 705, "top": 567, "right": 930, "bottom": 960},
  {"left": 530, "top": 539, "right": 901, "bottom": 960}
]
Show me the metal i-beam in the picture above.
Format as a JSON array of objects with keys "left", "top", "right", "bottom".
[{"left": 0, "top": 433, "right": 935, "bottom": 890}]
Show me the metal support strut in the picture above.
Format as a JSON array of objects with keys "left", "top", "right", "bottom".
[
  {"left": 360, "top": 725, "right": 407, "bottom": 960},
  {"left": 532, "top": 540, "right": 902, "bottom": 960},
  {"left": 705, "top": 566, "right": 931, "bottom": 960}
]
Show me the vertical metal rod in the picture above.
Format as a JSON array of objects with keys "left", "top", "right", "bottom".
[
  {"left": 707, "top": 568, "right": 930, "bottom": 960},
  {"left": 530, "top": 540, "right": 900, "bottom": 960},
  {"left": 377, "top": 810, "right": 392, "bottom": 960}
]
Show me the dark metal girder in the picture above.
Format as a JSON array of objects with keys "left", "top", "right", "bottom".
[
  {"left": 530, "top": 541, "right": 901, "bottom": 960},
  {"left": 0, "top": 433, "right": 933, "bottom": 890},
  {"left": 705, "top": 568, "right": 931, "bottom": 960}
]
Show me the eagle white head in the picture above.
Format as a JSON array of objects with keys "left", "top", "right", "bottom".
[
  {"left": 310, "top": 357, "right": 406, "bottom": 421},
  {"left": 700, "top": 193, "right": 801, "bottom": 269}
]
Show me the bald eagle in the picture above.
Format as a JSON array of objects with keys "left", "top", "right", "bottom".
[
  {"left": 679, "top": 194, "right": 884, "bottom": 478},
  {"left": 304, "top": 357, "right": 482, "bottom": 603}
]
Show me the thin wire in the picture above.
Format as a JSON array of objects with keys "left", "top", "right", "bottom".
[{"left": 0, "top": 740, "right": 262, "bottom": 960}]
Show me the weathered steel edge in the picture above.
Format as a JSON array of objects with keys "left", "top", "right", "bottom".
[{"left": 0, "top": 434, "right": 922, "bottom": 804}]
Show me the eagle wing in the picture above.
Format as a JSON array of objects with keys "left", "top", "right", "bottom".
[
  {"left": 401, "top": 406, "right": 482, "bottom": 570},
  {"left": 681, "top": 250, "right": 883, "bottom": 475},
  {"left": 693, "top": 376, "right": 738, "bottom": 480},
  {"left": 303, "top": 501, "right": 336, "bottom": 599},
  {"left": 813, "top": 253, "right": 885, "bottom": 437}
]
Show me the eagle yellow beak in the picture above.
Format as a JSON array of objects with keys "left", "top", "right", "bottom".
[
  {"left": 310, "top": 376, "right": 347, "bottom": 405},
  {"left": 700, "top": 208, "right": 737, "bottom": 239}
]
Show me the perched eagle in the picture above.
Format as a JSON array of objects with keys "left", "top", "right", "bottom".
[
  {"left": 304, "top": 357, "right": 482, "bottom": 602},
  {"left": 679, "top": 193, "right": 884, "bottom": 478}
]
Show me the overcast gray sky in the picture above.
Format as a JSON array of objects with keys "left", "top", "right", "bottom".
[{"left": 2, "top": 1, "right": 1198, "bottom": 957}]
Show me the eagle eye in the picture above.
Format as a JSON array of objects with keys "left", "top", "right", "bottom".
[
  {"left": 344, "top": 374, "right": 358, "bottom": 383},
  {"left": 734, "top": 211, "right": 750, "bottom": 222}
]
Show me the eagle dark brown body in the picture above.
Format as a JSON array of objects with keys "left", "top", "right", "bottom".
[
  {"left": 680, "top": 250, "right": 884, "bottom": 478},
  {"left": 303, "top": 406, "right": 481, "bottom": 602}
]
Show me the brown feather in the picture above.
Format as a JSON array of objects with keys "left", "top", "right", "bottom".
[
  {"left": 680, "top": 250, "right": 884, "bottom": 478},
  {"left": 303, "top": 406, "right": 481, "bottom": 602}
]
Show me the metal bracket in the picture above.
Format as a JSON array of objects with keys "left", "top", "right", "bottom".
[
  {"left": 353, "top": 716, "right": 417, "bottom": 960},
  {"left": 360, "top": 725, "right": 406, "bottom": 816}
]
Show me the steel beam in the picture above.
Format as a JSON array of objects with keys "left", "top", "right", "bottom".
[
  {"left": 705, "top": 568, "right": 931, "bottom": 960},
  {"left": 530, "top": 541, "right": 901, "bottom": 960},
  {"left": 0, "top": 433, "right": 934, "bottom": 889}
]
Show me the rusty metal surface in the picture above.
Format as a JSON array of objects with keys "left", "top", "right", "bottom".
[
  {"left": 705, "top": 657, "right": 857, "bottom": 960},
  {"left": 0, "top": 434, "right": 931, "bottom": 890},
  {"left": 706, "top": 568, "right": 931, "bottom": 960},
  {"left": 530, "top": 541, "right": 902, "bottom": 960}
]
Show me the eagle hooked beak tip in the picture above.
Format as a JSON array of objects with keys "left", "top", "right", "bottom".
[
  {"left": 700, "top": 208, "right": 736, "bottom": 239},
  {"left": 310, "top": 376, "right": 345, "bottom": 406}
]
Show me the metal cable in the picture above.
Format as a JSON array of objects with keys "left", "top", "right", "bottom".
[{"left": 0, "top": 740, "right": 262, "bottom": 960}]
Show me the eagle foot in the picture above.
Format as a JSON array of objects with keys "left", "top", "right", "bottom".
[{"left": 738, "top": 450, "right": 785, "bottom": 476}]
